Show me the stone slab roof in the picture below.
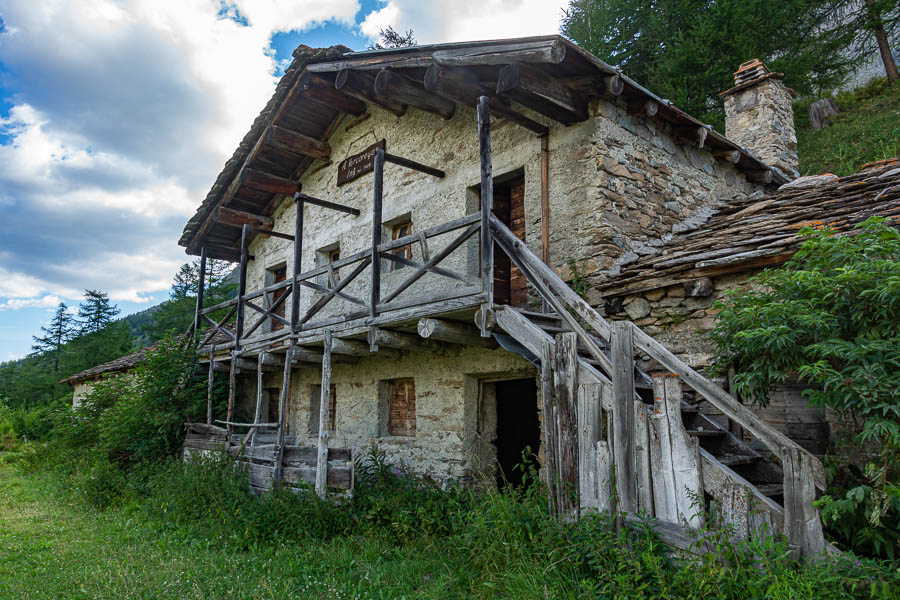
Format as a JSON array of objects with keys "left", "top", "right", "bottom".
[
  {"left": 597, "top": 158, "right": 900, "bottom": 298},
  {"left": 61, "top": 347, "right": 149, "bottom": 385}
]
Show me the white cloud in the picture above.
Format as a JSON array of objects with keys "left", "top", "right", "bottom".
[
  {"left": 0, "top": 0, "right": 360, "bottom": 310},
  {"left": 359, "top": 0, "right": 569, "bottom": 45},
  {"left": 0, "top": 295, "right": 62, "bottom": 311}
]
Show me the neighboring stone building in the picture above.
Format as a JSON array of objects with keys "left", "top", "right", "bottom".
[
  {"left": 173, "top": 36, "right": 897, "bottom": 557},
  {"left": 62, "top": 347, "right": 148, "bottom": 408}
]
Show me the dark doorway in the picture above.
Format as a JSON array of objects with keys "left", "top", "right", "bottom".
[
  {"left": 490, "top": 175, "right": 527, "bottom": 306},
  {"left": 494, "top": 378, "right": 540, "bottom": 489}
]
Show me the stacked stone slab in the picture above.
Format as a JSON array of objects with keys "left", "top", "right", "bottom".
[{"left": 720, "top": 59, "right": 799, "bottom": 180}]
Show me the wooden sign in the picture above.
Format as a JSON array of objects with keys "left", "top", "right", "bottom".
[{"left": 337, "top": 139, "right": 385, "bottom": 186}]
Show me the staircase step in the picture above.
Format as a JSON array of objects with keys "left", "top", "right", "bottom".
[
  {"left": 517, "top": 309, "right": 562, "bottom": 321},
  {"left": 756, "top": 483, "right": 784, "bottom": 497},
  {"left": 686, "top": 429, "right": 726, "bottom": 437},
  {"left": 715, "top": 454, "right": 759, "bottom": 467}
]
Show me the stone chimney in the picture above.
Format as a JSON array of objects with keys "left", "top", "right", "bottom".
[{"left": 720, "top": 59, "right": 798, "bottom": 180}]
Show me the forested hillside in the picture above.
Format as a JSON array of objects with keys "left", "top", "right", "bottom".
[{"left": 0, "top": 260, "right": 234, "bottom": 417}]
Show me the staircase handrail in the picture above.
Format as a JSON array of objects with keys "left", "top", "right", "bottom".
[{"left": 489, "top": 213, "right": 827, "bottom": 557}]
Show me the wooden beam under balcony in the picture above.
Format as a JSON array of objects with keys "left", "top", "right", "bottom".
[
  {"left": 196, "top": 244, "right": 244, "bottom": 263},
  {"left": 417, "top": 318, "right": 497, "bottom": 348},
  {"left": 214, "top": 206, "right": 274, "bottom": 231},
  {"left": 367, "top": 327, "right": 447, "bottom": 354},
  {"left": 373, "top": 68, "right": 455, "bottom": 119},
  {"left": 335, "top": 69, "right": 407, "bottom": 117},
  {"left": 296, "top": 72, "right": 367, "bottom": 116},
  {"left": 496, "top": 62, "right": 588, "bottom": 124},
  {"left": 422, "top": 64, "right": 548, "bottom": 135},
  {"left": 241, "top": 168, "right": 299, "bottom": 196},
  {"left": 265, "top": 126, "right": 331, "bottom": 159}
]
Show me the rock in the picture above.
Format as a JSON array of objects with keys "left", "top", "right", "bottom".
[
  {"left": 666, "top": 285, "right": 685, "bottom": 298},
  {"left": 808, "top": 98, "right": 839, "bottom": 131},
  {"left": 644, "top": 288, "right": 666, "bottom": 302},
  {"left": 778, "top": 173, "right": 838, "bottom": 191},
  {"left": 625, "top": 297, "right": 651, "bottom": 320},
  {"left": 685, "top": 278, "right": 714, "bottom": 297},
  {"left": 605, "top": 297, "right": 624, "bottom": 315}
]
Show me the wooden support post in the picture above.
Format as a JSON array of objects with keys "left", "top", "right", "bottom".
[
  {"left": 782, "top": 446, "right": 826, "bottom": 559},
  {"left": 226, "top": 353, "right": 237, "bottom": 436},
  {"left": 541, "top": 339, "right": 560, "bottom": 515},
  {"left": 649, "top": 374, "right": 703, "bottom": 528},
  {"left": 252, "top": 357, "right": 263, "bottom": 447},
  {"left": 540, "top": 134, "right": 550, "bottom": 313},
  {"left": 235, "top": 224, "right": 250, "bottom": 347},
  {"left": 577, "top": 383, "right": 603, "bottom": 509},
  {"left": 206, "top": 350, "right": 214, "bottom": 426},
  {"left": 634, "top": 400, "right": 654, "bottom": 515},
  {"left": 477, "top": 96, "right": 494, "bottom": 336},
  {"left": 194, "top": 247, "right": 207, "bottom": 336},
  {"left": 611, "top": 321, "right": 637, "bottom": 513},
  {"left": 315, "top": 331, "right": 333, "bottom": 498},
  {"left": 273, "top": 347, "right": 294, "bottom": 485},
  {"left": 291, "top": 196, "right": 304, "bottom": 333},
  {"left": 370, "top": 148, "right": 384, "bottom": 319},
  {"left": 554, "top": 332, "right": 579, "bottom": 515},
  {"left": 596, "top": 440, "right": 614, "bottom": 513}
]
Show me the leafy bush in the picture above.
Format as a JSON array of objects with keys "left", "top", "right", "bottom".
[{"left": 711, "top": 217, "right": 900, "bottom": 559}]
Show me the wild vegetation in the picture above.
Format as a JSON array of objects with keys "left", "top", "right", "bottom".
[
  {"left": 711, "top": 217, "right": 900, "bottom": 559},
  {"left": 0, "top": 329, "right": 895, "bottom": 598}
]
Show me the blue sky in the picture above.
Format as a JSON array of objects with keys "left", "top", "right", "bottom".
[{"left": 0, "top": 0, "right": 567, "bottom": 361}]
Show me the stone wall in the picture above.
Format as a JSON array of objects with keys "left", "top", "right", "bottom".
[
  {"left": 245, "top": 91, "right": 762, "bottom": 326},
  {"left": 723, "top": 78, "right": 799, "bottom": 180},
  {"left": 235, "top": 345, "right": 534, "bottom": 483}
]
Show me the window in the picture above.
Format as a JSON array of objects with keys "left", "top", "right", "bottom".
[
  {"left": 387, "top": 378, "right": 416, "bottom": 437},
  {"left": 390, "top": 221, "right": 413, "bottom": 271},
  {"left": 267, "top": 265, "right": 287, "bottom": 331},
  {"left": 316, "top": 244, "right": 341, "bottom": 287},
  {"left": 309, "top": 384, "right": 336, "bottom": 434}
]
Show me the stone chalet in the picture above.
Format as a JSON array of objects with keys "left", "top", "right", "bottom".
[{"left": 171, "top": 37, "right": 899, "bottom": 559}]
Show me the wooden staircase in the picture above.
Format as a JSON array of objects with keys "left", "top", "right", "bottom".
[{"left": 486, "top": 215, "right": 827, "bottom": 560}]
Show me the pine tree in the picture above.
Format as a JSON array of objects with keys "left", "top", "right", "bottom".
[
  {"left": 368, "top": 26, "right": 416, "bottom": 50},
  {"left": 77, "top": 290, "right": 121, "bottom": 335},
  {"left": 561, "top": 0, "right": 856, "bottom": 128},
  {"left": 836, "top": 0, "right": 900, "bottom": 83},
  {"left": 30, "top": 302, "right": 75, "bottom": 372}
]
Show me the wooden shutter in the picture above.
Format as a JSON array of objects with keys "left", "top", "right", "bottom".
[
  {"left": 390, "top": 221, "right": 413, "bottom": 272},
  {"left": 388, "top": 378, "right": 416, "bottom": 437},
  {"left": 270, "top": 266, "right": 287, "bottom": 331},
  {"left": 309, "top": 384, "right": 337, "bottom": 434}
]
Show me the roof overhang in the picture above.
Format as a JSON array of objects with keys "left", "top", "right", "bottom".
[{"left": 179, "top": 36, "right": 787, "bottom": 260}]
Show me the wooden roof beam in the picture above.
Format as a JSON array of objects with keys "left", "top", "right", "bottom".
[
  {"left": 192, "top": 244, "right": 243, "bottom": 262},
  {"left": 265, "top": 126, "right": 331, "bottom": 160},
  {"left": 674, "top": 125, "right": 709, "bottom": 149},
  {"left": 496, "top": 63, "right": 588, "bottom": 125},
  {"left": 374, "top": 68, "right": 455, "bottom": 119},
  {"left": 367, "top": 327, "right": 447, "bottom": 354},
  {"left": 432, "top": 39, "right": 566, "bottom": 67},
  {"left": 241, "top": 168, "right": 299, "bottom": 196},
  {"left": 423, "top": 64, "right": 548, "bottom": 135},
  {"left": 214, "top": 206, "right": 274, "bottom": 230},
  {"left": 627, "top": 98, "right": 659, "bottom": 117},
  {"left": 296, "top": 71, "right": 366, "bottom": 116},
  {"left": 335, "top": 69, "right": 407, "bottom": 117}
]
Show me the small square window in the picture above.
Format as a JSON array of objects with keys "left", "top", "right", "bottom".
[
  {"left": 309, "top": 384, "right": 336, "bottom": 434},
  {"left": 390, "top": 221, "right": 413, "bottom": 271}
]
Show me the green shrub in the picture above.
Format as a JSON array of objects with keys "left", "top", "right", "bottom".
[{"left": 711, "top": 217, "right": 900, "bottom": 559}]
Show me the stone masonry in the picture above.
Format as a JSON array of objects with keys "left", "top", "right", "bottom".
[{"left": 721, "top": 59, "right": 799, "bottom": 180}]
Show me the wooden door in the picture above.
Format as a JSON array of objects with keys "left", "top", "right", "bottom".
[{"left": 491, "top": 177, "right": 526, "bottom": 306}]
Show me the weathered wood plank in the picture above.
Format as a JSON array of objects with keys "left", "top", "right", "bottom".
[
  {"left": 496, "top": 63, "right": 588, "bottom": 124},
  {"left": 477, "top": 96, "right": 494, "bottom": 336},
  {"left": 649, "top": 375, "right": 703, "bottom": 528},
  {"left": 315, "top": 331, "right": 333, "bottom": 498},
  {"left": 610, "top": 321, "right": 636, "bottom": 513},
  {"left": 374, "top": 68, "right": 455, "bottom": 119},
  {"left": 634, "top": 401, "right": 654, "bottom": 515},
  {"left": 417, "top": 318, "right": 497, "bottom": 347},
  {"left": 554, "top": 332, "right": 579, "bottom": 514},
  {"left": 432, "top": 39, "right": 566, "bottom": 67},
  {"left": 266, "top": 125, "right": 331, "bottom": 159},
  {"left": 541, "top": 339, "right": 560, "bottom": 514},
  {"left": 577, "top": 383, "right": 603, "bottom": 509}
]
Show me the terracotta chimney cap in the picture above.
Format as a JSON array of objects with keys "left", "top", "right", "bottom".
[{"left": 719, "top": 59, "right": 787, "bottom": 96}]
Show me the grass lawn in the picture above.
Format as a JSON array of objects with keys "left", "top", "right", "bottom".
[
  {"left": 796, "top": 78, "right": 900, "bottom": 176},
  {"left": 0, "top": 465, "right": 475, "bottom": 600}
]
